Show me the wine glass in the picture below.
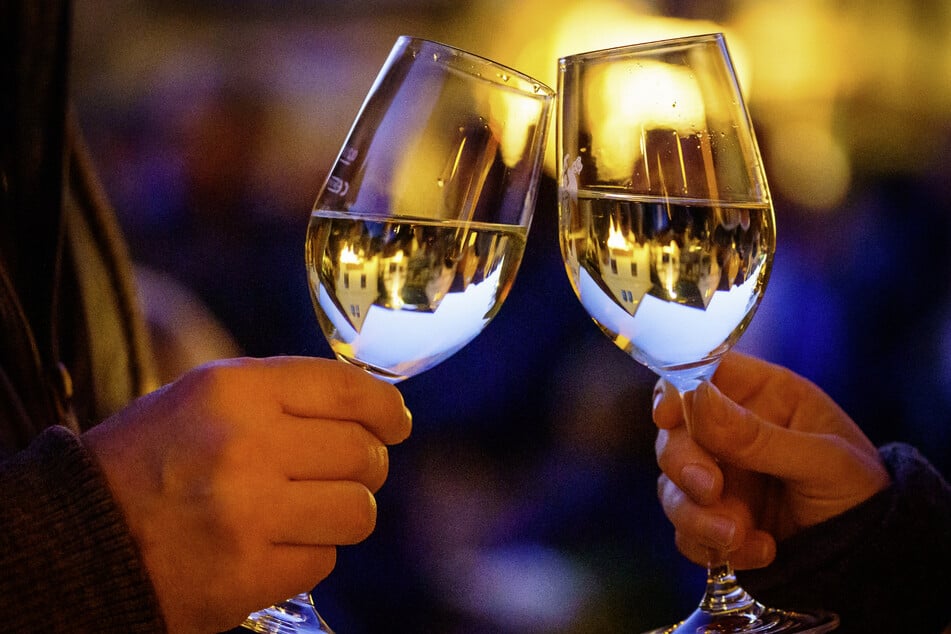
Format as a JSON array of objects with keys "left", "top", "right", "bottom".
[
  {"left": 557, "top": 33, "right": 838, "bottom": 633},
  {"left": 241, "top": 36, "right": 554, "bottom": 633}
]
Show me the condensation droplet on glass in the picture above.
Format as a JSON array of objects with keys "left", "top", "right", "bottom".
[
  {"left": 532, "top": 83, "right": 540, "bottom": 93},
  {"left": 432, "top": 53, "right": 439, "bottom": 62},
  {"left": 437, "top": 178, "right": 445, "bottom": 188},
  {"left": 672, "top": 101, "right": 677, "bottom": 108},
  {"left": 499, "top": 73, "right": 510, "bottom": 82}
]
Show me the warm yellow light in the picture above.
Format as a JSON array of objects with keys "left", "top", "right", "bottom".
[
  {"left": 489, "top": 86, "right": 550, "bottom": 169},
  {"left": 767, "top": 122, "right": 851, "bottom": 212},
  {"left": 606, "top": 215, "right": 629, "bottom": 251},
  {"left": 731, "top": 2, "right": 840, "bottom": 105},
  {"left": 340, "top": 244, "right": 360, "bottom": 264},
  {"left": 586, "top": 60, "right": 706, "bottom": 181},
  {"left": 462, "top": 0, "right": 740, "bottom": 176}
]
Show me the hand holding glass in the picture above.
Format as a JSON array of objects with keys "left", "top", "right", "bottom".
[
  {"left": 241, "top": 36, "right": 553, "bottom": 633},
  {"left": 557, "top": 34, "right": 838, "bottom": 633}
]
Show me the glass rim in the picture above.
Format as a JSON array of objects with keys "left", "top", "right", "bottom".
[
  {"left": 559, "top": 32, "right": 725, "bottom": 66},
  {"left": 395, "top": 35, "right": 555, "bottom": 98}
]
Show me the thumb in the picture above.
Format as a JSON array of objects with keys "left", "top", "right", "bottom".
[{"left": 688, "top": 381, "right": 848, "bottom": 486}]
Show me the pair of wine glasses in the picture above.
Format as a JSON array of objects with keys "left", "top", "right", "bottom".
[{"left": 241, "top": 33, "right": 839, "bottom": 634}]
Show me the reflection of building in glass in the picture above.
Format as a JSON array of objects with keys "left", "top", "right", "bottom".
[
  {"left": 338, "top": 244, "right": 380, "bottom": 330},
  {"left": 329, "top": 228, "right": 506, "bottom": 330},
  {"left": 600, "top": 216, "right": 652, "bottom": 314},
  {"left": 597, "top": 228, "right": 726, "bottom": 313},
  {"left": 654, "top": 240, "right": 680, "bottom": 299},
  {"left": 719, "top": 246, "right": 740, "bottom": 291},
  {"left": 453, "top": 230, "right": 501, "bottom": 297},
  {"left": 682, "top": 241, "right": 721, "bottom": 308},
  {"left": 380, "top": 249, "right": 409, "bottom": 310}
]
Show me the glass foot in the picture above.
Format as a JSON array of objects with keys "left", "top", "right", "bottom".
[
  {"left": 241, "top": 594, "right": 335, "bottom": 634},
  {"left": 643, "top": 602, "right": 839, "bottom": 633}
]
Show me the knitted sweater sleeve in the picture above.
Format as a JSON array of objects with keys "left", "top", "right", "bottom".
[
  {"left": 738, "top": 442, "right": 951, "bottom": 634},
  {"left": 0, "top": 425, "right": 166, "bottom": 632}
]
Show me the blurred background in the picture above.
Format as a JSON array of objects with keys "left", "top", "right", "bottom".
[{"left": 70, "top": 0, "right": 951, "bottom": 631}]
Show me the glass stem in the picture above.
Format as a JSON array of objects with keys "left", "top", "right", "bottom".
[
  {"left": 242, "top": 593, "right": 335, "bottom": 634},
  {"left": 675, "top": 379, "right": 762, "bottom": 618},
  {"left": 699, "top": 554, "right": 759, "bottom": 615}
]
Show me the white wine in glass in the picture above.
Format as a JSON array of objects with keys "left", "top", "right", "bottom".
[
  {"left": 306, "top": 211, "right": 528, "bottom": 383},
  {"left": 557, "top": 33, "right": 838, "bottom": 633},
  {"left": 241, "top": 35, "right": 553, "bottom": 633}
]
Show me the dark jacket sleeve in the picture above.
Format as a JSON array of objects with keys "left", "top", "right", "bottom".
[
  {"left": 739, "top": 443, "right": 951, "bottom": 634},
  {"left": 0, "top": 425, "right": 166, "bottom": 632},
  {"left": 0, "top": 1, "right": 165, "bottom": 631}
]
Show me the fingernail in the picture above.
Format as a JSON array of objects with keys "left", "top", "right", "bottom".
[
  {"left": 652, "top": 384, "right": 664, "bottom": 411},
  {"left": 681, "top": 463, "right": 715, "bottom": 503},
  {"left": 707, "top": 515, "right": 736, "bottom": 549}
]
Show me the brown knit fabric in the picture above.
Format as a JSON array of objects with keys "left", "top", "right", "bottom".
[{"left": 0, "top": 426, "right": 166, "bottom": 632}]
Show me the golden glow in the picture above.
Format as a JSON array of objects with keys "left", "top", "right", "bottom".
[
  {"left": 585, "top": 60, "right": 706, "bottom": 182},
  {"left": 384, "top": 249, "right": 406, "bottom": 309},
  {"left": 463, "top": 0, "right": 951, "bottom": 212},
  {"left": 657, "top": 240, "right": 680, "bottom": 297},
  {"left": 606, "top": 215, "right": 629, "bottom": 251},
  {"left": 767, "top": 121, "right": 851, "bottom": 211},
  {"left": 489, "top": 87, "right": 549, "bottom": 169},
  {"left": 74, "top": 0, "right": 951, "bottom": 221},
  {"left": 461, "top": 0, "right": 743, "bottom": 176},
  {"left": 340, "top": 244, "right": 360, "bottom": 264}
]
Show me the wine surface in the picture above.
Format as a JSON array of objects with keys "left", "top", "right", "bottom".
[
  {"left": 306, "top": 210, "right": 527, "bottom": 382},
  {"left": 560, "top": 189, "right": 774, "bottom": 375}
]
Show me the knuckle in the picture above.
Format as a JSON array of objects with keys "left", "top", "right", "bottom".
[
  {"left": 333, "top": 363, "right": 368, "bottom": 410},
  {"left": 657, "top": 477, "right": 684, "bottom": 522},
  {"left": 717, "top": 409, "right": 770, "bottom": 466},
  {"left": 179, "top": 359, "right": 252, "bottom": 415},
  {"left": 185, "top": 359, "right": 238, "bottom": 393},
  {"left": 366, "top": 443, "right": 389, "bottom": 492},
  {"left": 341, "top": 424, "right": 389, "bottom": 488}
]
